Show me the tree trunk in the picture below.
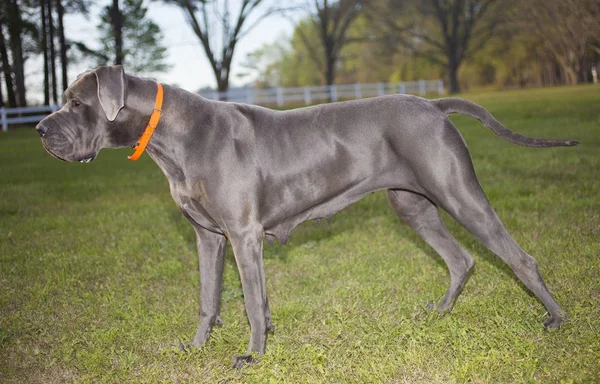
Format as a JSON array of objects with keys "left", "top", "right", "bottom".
[
  {"left": 325, "top": 56, "right": 336, "bottom": 86},
  {"left": 47, "top": 0, "right": 58, "bottom": 104},
  {"left": 555, "top": 54, "right": 579, "bottom": 85},
  {"left": 41, "top": 0, "right": 50, "bottom": 105},
  {"left": 217, "top": 71, "right": 229, "bottom": 101},
  {"left": 448, "top": 59, "right": 461, "bottom": 94},
  {"left": 0, "top": 74, "right": 4, "bottom": 107},
  {"left": 325, "top": 54, "right": 336, "bottom": 102},
  {"left": 0, "top": 19, "right": 17, "bottom": 107},
  {"left": 112, "top": 0, "right": 123, "bottom": 65},
  {"left": 576, "top": 55, "right": 586, "bottom": 84},
  {"left": 217, "top": 78, "right": 229, "bottom": 93},
  {"left": 564, "top": 67, "right": 578, "bottom": 85},
  {"left": 6, "top": 0, "right": 26, "bottom": 107},
  {"left": 56, "top": 0, "right": 68, "bottom": 91}
]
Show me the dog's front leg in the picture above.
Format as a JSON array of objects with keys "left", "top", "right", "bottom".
[
  {"left": 189, "top": 225, "right": 227, "bottom": 348},
  {"left": 229, "top": 228, "right": 271, "bottom": 368}
]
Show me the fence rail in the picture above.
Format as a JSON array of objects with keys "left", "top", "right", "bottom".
[
  {"left": 1, "top": 105, "right": 59, "bottom": 132},
  {"left": 1, "top": 79, "right": 444, "bottom": 131},
  {"left": 200, "top": 80, "right": 444, "bottom": 106}
]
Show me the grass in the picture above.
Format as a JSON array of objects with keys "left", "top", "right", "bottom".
[{"left": 1, "top": 85, "right": 599, "bottom": 383}]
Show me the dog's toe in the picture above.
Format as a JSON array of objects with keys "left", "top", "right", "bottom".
[
  {"left": 232, "top": 355, "right": 258, "bottom": 369},
  {"left": 543, "top": 315, "right": 566, "bottom": 330}
]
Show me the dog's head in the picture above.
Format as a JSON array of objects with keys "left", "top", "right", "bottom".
[{"left": 37, "top": 65, "right": 128, "bottom": 163}]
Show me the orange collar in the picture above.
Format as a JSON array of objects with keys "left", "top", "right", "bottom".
[{"left": 128, "top": 83, "right": 164, "bottom": 161}]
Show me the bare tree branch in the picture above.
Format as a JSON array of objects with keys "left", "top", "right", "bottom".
[
  {"left": 371, "top": 0, "right": 505, "bottom": 93},
  {"left": 516, "top": 0, "right": 600, "bottom": 84},
  {"left": 292, "top": 0, "right": 364, "bottom": 86},
  {"left": 163, "top": 0, "right": 291, "bottom": 94}
]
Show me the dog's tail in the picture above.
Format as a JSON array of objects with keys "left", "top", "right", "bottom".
[{"left": 432, "top": 98, "right": 579, "bottom": 148}]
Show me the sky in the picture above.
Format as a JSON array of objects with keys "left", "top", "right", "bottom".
[{"left": 25, "top": 0, "right": 301, "bottom": 104}]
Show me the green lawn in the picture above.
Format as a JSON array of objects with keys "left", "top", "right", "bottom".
[{"left": 1, "top": 85, "right": 599, "bottom": 383}]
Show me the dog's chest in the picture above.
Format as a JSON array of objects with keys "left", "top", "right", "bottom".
[{"left": 170, "top": 181, "right": 222, "bottom": 233}]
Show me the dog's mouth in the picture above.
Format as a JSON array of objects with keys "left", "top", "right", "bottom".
[
  {"left": 42, "top": 141, "right": 68, "bottom": 162},
  {"left": 79, "top": 156, "right": 95, "bottom": 163},
  {"left": 42, "top": 140, "right": 96, "bottom": 164}
]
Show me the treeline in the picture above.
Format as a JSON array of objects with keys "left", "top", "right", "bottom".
[
  {"left": 245, "top": 0, "right": 600, "bottom": 94},
  {"left": 0, "top": 0, "right": 167, "bottom": 108},
  {"left": 1, "top": 0, "right": 598, "bottom": 108}
]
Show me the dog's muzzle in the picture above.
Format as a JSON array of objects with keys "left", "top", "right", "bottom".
[{"left": 36, "top": 123, "right": 48, "bottom": 137}]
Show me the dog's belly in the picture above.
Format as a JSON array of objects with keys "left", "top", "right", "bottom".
[{"left": 262, "top": 166, "right": 418, "bottom": 244}]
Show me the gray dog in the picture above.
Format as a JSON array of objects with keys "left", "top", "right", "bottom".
[{"left": 37, "top": 66, "right": 577, "bottom": 368}]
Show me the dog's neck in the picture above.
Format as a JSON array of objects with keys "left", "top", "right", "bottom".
[{"left": 123, "top": 75, "right": 188, "bottom": 183}]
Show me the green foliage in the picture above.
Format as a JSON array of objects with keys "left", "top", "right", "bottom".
[
  {"left": 281, "top": 19, "right": 323, "bottom": 87},
  {"left": 1, "top": 86, "right": 599, "bottom": 382},
  {"left": 248, "top": 1, "right": 599, "bottom": 90},
  {"left": 97, "top": 0, "right": 169, "bottom": 74},
  {"left": 240, "top": 39, "right": 290, "bottom": 89}
]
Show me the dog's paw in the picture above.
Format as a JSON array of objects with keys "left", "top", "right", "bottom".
[
  {"left": 232, "top": 355, "right": 258, "bottom": 369},
  {"left": 425, "top": 298, "right": 455, "bottom": 313},
  {"left": 543, "top": 314, "right": 568, "bottom": 330}
]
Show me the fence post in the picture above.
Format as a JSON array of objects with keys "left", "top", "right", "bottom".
[
  {"left": 246, "top": 89, "right": 254, "bottom": 104},
  {"left": 437, "top": 80, "right": 444, "bottom": 95},
  {"left": 330, "top": 85, "right": 338, "bottom": 102},
  {"left": 276, "top": 88, "right": 284, "bottom": 107},
  {"left": 398, "top": 83, "right": 406, "bottom": 94},
  {"left": 1, "top": 108, "right": 7, "bottom": 132},
  {"left": 378, "top": 83, "right": 385, "bottom": 96},
  {"left": 304, "top": 87, "right": 312, "bottom": 105},
  {"left": 419, "top": 80, "right": 426, "bottom": 95},
  {"left": 354, "top": 83, "right": 362, "bottom": 99}
]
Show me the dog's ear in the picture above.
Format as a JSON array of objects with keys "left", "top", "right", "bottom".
[{"left": 95, "top": 65, "right": 126, "bottom": 122}]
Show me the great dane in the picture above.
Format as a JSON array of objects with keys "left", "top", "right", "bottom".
[{"left": 37, "top": 66, "right": 577, "bottom": 368}]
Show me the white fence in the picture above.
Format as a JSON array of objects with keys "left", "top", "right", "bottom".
[
  {"left": 1, "top": 79, "right": 444, "bottom": 131},
  {"left": 201, "top": 80, "right": 444, "bottom": 106},
  {"left": 1, "top": 105, "right": 59, "bottom": 132}
]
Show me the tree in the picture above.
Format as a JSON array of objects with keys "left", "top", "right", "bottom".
[
  {"left": 2, "top": 0, "right": 28, "bottom": 106},
  {"left": 59, "top": 1, "right": 90, "bottom": 91},
  {"left": 40, "top": 0, "right": 50, "bottom": 105},
  {"left": 0, "top": 69, "right": 3, "bottom": 107},
  {"left": 277, "top": 20, "right": 323, "bottom": 87},
  {"left": 240, "top": 39, "right": 290, "bottom": 88},
  {"left": 162, "top": 0, "right": 292, "bottom": 95},
  {"left": 111, "top": 0, "right": 123, "bottom": 65},
  {"left": 56, "top": 0, "right": 67, "bottom": 92},
  {"left": 0, "top": 13, "right": 17, "bottom": 107},
  {"left": 517, "top": 0, "right": 600, "bottom": 85},
  {"left": 38, "top": 0, "right": 90, "bottom": 104},
  {"left": 294, "top": 0, "right": 364, "bottom": 87},
  {"left": 97, "top": 0, "right": 168, "bottom": 74},
  {"left": 374, "top": 0, "right": 507, "bottom": 94},
  {"left": 47, "top": 0, "right": 58, "bottom": 104},
  {"left": 245, "top": 2, "right": 443, "bottom": 88}
]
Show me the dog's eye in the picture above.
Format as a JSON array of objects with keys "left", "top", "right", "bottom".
[{"left": 71, "top": 100, "right": 81, "bottom": 107}]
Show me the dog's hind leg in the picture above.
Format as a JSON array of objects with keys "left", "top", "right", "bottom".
[
  {"left": 434, "top": 184, "right": 567, "bottom": 329},
  {"left": 387, "top": 189, "right": 475, "bottom": 312},
  {"left": 413, "top": 121, "right": 567, "bottom": 328}
]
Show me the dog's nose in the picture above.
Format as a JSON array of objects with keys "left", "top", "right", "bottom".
[{"left": 36, "top": 123, "right": 48, "bottom": 137}]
